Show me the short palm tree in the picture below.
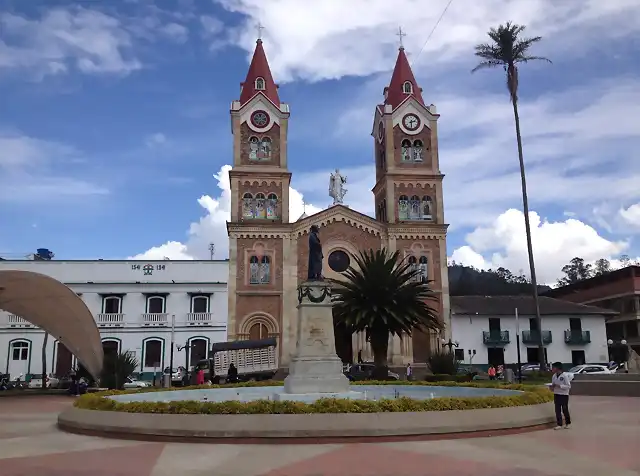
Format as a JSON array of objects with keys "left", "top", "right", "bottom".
[
  {"left": 472, "top": 22, "right": 551, "bottom": 366},
  {"left": 330, "top": 248, "right": 442, "bottom": 379},
  {"left": 101, "top": 351, "right": 139, "bottom": 390}
]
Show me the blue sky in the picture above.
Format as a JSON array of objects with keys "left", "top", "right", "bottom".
[{"left": 1, "top": 0, "right": 639, "bottom": 284}]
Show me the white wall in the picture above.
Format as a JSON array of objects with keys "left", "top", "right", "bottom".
[{"left": 451, "top": 313, "right": 609, "bottom": 366}]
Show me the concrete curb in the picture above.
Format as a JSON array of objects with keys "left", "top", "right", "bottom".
[{"left": 58, "top": 402, "right": 555, "bottom": 443}]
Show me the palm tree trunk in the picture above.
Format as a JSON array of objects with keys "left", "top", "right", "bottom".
[
  {"left": 370, "top": 328, "right": 389, "bottom": 380},
  {"left": 511, "top": 99, "right": 546, "bottom": 367},
  {"left": 41, "top": 332, "right": 49, "bottom": 389}
]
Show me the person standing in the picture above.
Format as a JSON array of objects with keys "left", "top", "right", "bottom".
[
  {"left": 488, "top": 365, "right": 496, "bottom": 380},
  {"left": 357, "top": 350, "right": 363, "bottom": 364},
  {"left": 406, "top": 363, "right": 413, "bottom": 381},
  {"left": 550, "top": 362, "right": 573, "bottom": 430}
]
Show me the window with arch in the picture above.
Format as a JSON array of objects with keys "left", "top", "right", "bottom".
[
  {"left": 412, "top": 139, "right": 423, "bottom": 162},
  {"left": 403, "top": 81, "right": 413, "bottom": 94},
  {"left": 242, "top": 192, "right": 254, "bottom": 218},
  {"left": 143, "top": 340, "right": 162, "bottom": 368},
  {"left": 191, "top": 295, "right": 209, "bottom": 314},
  {"left": 266, "top": 193, "right": 278, "bottom": 218},
  {"left": 11, "top": 341, "right": 29, "bottom": 361},
  {"left": 398, "top": 194, "right": 409, "bottom": 220},
  {"left": 255, "top": 77, "right": 265, "bottom": 90},
  {"left": 421, "top": 195, "right": 433, "bottom": 219},
  {"left": 102, "top": 340, "right": 119, "bottom": 358},
  {"left": 190, "top": 339, "right": 208, "bottom": 363},
  {"left": 248, "top": 136, "right": 259, "bottom": 160},
  {"left": 401, "top": 139, "right": 412, "bottom": 162},
  {"left": 407, "top": 256, "right": 418, "bottom": 279},
  {"left": 418, "top": 256, "right": 428, "bottom": 282},
  {"left": 249, "top": 322, "right": 269, "bottom": 340},
  {"left": 249, "top": 255, "right": 271, "bottom": 284},
  {"left": 146, "top": 295, "right": 165, "bottom": 314},
  {"left": 254, "top": 193, "right": 266, "bottom": 218},
  {"left": 409, "top": 195, "right": 421, "bottom": 219},
  {"left": 102, "top": 296, "right": 122, "bottom": 314},
  {"left": 258, "top": 137, "right": 271, "bottom": 160}
]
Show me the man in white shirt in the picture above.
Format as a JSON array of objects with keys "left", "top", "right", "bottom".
[{"left": 550, "top": 361, "right": 573, "bottom": 430}]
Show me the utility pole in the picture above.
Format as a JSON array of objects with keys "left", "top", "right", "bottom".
[{"left": 208, "top": 243, "right": 215, "bottom": 260}]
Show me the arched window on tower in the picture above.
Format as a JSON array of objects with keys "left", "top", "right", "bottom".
[
  {"left": 421, "top": 196, "right": 433, "bottom": 219},
  {"left": 403, "top": 81, "right": 413, "bottom": 94},
  {"left": 255, "top": 77, "right": 265, "bottom": 90},
  {"left": 408, "top": 256, "right": 418, "bottom": 280},
  {"left": 249, "top": 256, "right": 260, "bottom": 284},
  {"left": 254, "top": 193, "right": 266, "bottom": 218},
  {"left": 398, "top": 195, "right": 409, "bottom": 220},
  {"left": 260, "top": 256, "right": 271, "bottom": 284},
  {"left": 418, "top": 256, "right": 428, "bottom": 282},
  {"left": 413, "top": 140, "right": 423, "bottom": 162},
  {"left": 401, "top": 139, "right": 412, "bottom": 162},
  {"left": 409, "top": 195, "right": 421, "bottom": 219},
  {"left": 379, "top": 148, "right": 386, "bottom": 169},
  {"left": 242, "top": 193, "right": 254, "bottom": 218},
  {"left": 248, "top": 136, "right": 259, "bottom": 161},
  {"left": 266, "top": 193, "right": 278, "bottom": 218},
  {"left": 249, "top": 255, "right": 271, "bottom": 285},
  {"left": 259, "top": 137, "right": 272, "bottom": 160}
]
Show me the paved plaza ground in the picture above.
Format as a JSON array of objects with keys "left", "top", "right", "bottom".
[{"left": 0, "top": 395, "right": 638, "bottom": 475}]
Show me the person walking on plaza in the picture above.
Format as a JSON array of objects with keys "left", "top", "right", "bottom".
[
  {"left": 406, "top": 363, "right": 412, "bottom": 381},
  {"left": 488, "top": 365, "right": 496, "bottom": 380},
  {"left": 550, "top": 362, "right": 573, "bottom": 430}
]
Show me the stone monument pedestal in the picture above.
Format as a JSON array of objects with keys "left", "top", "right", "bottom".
[{"left": 274, "top": 281, "right": 363, "bottom": 402}]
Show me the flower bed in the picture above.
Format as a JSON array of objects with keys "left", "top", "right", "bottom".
[{"left": 74, "top": 380, "right": 552, "bottom": 415}]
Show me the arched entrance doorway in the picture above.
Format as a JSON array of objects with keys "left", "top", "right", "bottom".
[
  {"left": 7, "top": 340, "right": 30, "bottom": 378},
  {"left": 102, "top": 340, "right": 119, "bottom": 359},
  {"left": 189, "top": 338, "right": 208, "bottom": 365},
  {"left": 55, "top": 342, "right": 73, "bottom": 376},
  {"left": 249, "top": 322, "right": 269, "bottom": 340},
  {"left": 333, "top": 309, "right": 353, "bottom": 364}
]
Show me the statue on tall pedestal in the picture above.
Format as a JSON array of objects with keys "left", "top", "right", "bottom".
[{"left": 307, "top": 225, "right": 323, "bottom": 281}]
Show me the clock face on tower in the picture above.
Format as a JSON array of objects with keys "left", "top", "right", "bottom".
[
  {"left": 402, "top": 113, "right": 420, "bottom": 131},
  {"left": 251, "top": 110, "right": 270, "bottom": 128}
]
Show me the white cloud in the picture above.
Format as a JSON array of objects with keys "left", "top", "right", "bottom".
[
  {"left": 0, "top": 7, "right": 142, "bottom": 78},
  {"left": 159, "top": 22, "right": 189, "bottom": 43},
  {"left": 144, "top": 133, "right": 167, "bottom": 148},
  {"left": 619, "top": 204, "right": 640, "bottom": 229},
  {"left": 450, "top": 209, "right": 629, "bottom": 284},
  {"left": 215, "top": 0, "right": 640, "bottom": 82},
  {"left": 130, "top": 165, "right": 324, "bottom": 260}
]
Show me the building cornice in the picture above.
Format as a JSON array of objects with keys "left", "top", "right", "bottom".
[
  {"left": 227, "top": 222, "right": 292, "bottom": 239},
  {"left": 292, "top": 205, "right": 384, "bottom": 237},
  {"left": 388, "top": 223, "right": 449, "bottom": 240}
]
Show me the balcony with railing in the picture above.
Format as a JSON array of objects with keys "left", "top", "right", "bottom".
[
  {"left": 482, "top": 330, "right": 510, "bottom": 346},
  {"left": 564, "top": 330, "right": 591, "bottom": 345},
  {"left": 186, "top": 312, "right": 214, "bottom": 325},
  {"left": 96, "top": 313, "right": 125, "bottom": 327},
  {"left": 3, "top": 313, "right": 34, "bottom": 328},
  {"left": 522, "top": 330, "right": 552, "bottom": 345},
  {"left": 141, "top": 313, "right": 169, "bottom": 326}
]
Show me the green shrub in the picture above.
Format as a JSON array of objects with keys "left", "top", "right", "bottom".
[
  {"left": 75, "top": 380, "right": 552, "bottom": 414},
  {"left": 101, "top": 351, "right": 139, "bottom": 390},
  {"left": 427, "top": 350, "right": 459, "bottom": 375}
]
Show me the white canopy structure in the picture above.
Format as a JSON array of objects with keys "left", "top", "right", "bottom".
[{"left": 0, "top": 270, "right": 103, "bottom": 379}]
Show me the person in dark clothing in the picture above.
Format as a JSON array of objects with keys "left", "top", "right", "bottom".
[
  {"left": 357, "top": 350, "right": 363, "bottom": 364},
  {"left": 227, "top": 363, "right": 238, "bottom": 383}
]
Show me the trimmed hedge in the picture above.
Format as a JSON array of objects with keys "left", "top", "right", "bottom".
[{"left": 74, "top": 380, "right": 552, "bottom": 414}]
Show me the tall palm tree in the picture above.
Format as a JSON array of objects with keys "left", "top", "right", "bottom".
[
  {"left": 330, "top": 249, "right": 442, "bottom": 379},
  {"left": 472, "top": 22, "right": 551, "bottom": 366}
]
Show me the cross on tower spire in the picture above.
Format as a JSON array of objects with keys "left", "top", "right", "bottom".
[
  {"left": 396, "top": 26, "right": 406, "bottom": 49},
  {"left": 256, "top": 22, "right": 265, "bottom": 41}
]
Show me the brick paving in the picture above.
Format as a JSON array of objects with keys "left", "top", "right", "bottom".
[{"left": 0, "top": 395, "right": 638, "bottom": 475}]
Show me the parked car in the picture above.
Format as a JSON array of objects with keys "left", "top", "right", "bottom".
[
  {"left": 344, "top": 363, "right": 400, "bottom": 381},
  {"left": 27, "top": 374, "right": 59, "bottom": 389},
  {"left": 568, "top": 364, "right": 614, "bottom": 375},
  {"left": 123, "top": 377, "right": 150, "bottom": 389}
]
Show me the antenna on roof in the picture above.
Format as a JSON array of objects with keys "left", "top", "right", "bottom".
[{"left": 208, "top": 243, "right": 215, "bottom": 260}]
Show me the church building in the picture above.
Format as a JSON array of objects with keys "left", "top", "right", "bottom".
[{"left": 226, "top": 39, "right": 450, "bottom": 367}]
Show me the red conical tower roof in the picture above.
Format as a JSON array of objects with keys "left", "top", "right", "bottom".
[
  {"left": 239, "top": 39, "right": 280, "bottom": 106},
  {"left": 384, "top": 47, "right": 425, "bottom": 109}
]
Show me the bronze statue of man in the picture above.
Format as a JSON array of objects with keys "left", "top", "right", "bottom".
[{"left": 307, "top": 224, "right": 323, "bottom": 280}]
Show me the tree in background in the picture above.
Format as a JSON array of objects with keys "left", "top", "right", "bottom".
[
  {"left": 472, "top": 22, "right": 551, "bottom": 366},
  {"left": 331, "top": 249, "right": 442, "bottom": 380},
  {"left": 41, "top": 332, "right": 48, "bottom": 389},
  {"left": 593, "top": 258, "right": 612, "bottom": 276},
  {"left": 557, "top": 257, "right": 593, "bottom": 286},
  {"left": 448, "top": 262, "right": 551, "bottom": 296}
]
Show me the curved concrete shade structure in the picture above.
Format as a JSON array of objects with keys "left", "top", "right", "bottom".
[{"left": 0, "top": 270, "right": 103, "bottom": 379}]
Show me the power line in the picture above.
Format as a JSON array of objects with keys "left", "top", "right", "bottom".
[{"left": 412, "top": 0, "right": 455, "bottom": 65}]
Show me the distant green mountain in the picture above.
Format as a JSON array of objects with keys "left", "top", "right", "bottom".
[{"left": 448, "top": 263, "right": 551, "bottom": 296}]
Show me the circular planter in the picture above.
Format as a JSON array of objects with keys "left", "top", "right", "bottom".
[{"left": 58, "top": 402, "right": 554, "bottom": 443}]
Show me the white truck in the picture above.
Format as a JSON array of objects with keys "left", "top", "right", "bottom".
[{"left": 193, "top": 338, "right": 278, "bottom": 383}]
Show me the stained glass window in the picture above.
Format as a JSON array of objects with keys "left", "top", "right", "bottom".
[
  {"left": 398, "top": 195, "right": 409, "bottom": 220},
  {"left": 418, "top": 256, "right": 428, "bottom": 282},
  {"left": 255, "top": 193, "right": 266, "bottom": 218},
  {"left": 266, "top": 193, "right": 278, "bottom": 218},
  {"left": 422, "top": 196, "right": 433, "bottom": 219},
  {"left": 401, "top": 139, "right": 411, "bottom": 162},
  {"left": 242, "top": 193, "right": 254, "bottom": 218},
  {"left": 259, "top": 137, "right": 271, "bottom": 160},
  {"left": 260, "top": 256, "right": 270, "bottom": 284},
  {"left": 249, "top": 256, "right": 260, "bottom": 284},
  {"left": 408, "top": 256, "right": 418, "bottom": 281},
  {"left": 413, "top": 140, "right": 423, "bottom": 162},
  {"left": 249, "top": 137, "right": 259, "bottom": 161},
  {"left": 409, "top": 195, "right": 421, "bottom": 219}
]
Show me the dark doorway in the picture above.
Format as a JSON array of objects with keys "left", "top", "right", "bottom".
[
  {"left": 102, "top": 340, "right": 119, "bottom": 358},
  {"left": 571, "top": 350, "right": 586, "bottom": 366},
  {"left": 55, "top": 342, "right": 73, "bottom": 376},
  {"left": 526, "top": 347, "right": 548, "bottom": 364},
  {"left": 189, "top": 339, "right": 207, "bottom": 364},
  {"left": 487, "top": 347, "right": 505, "bottom": 366},
  {"left": 412, "top": 329, "right": 432, "bottom": 363},
  {"left": 333, "top": 311, "right": 353, "bottom": 364},
  {"left": 569, "top": 318, "right": 582, "bottom": 331}
]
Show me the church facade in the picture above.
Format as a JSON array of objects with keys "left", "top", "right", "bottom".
[{"left": 226, "top": 39, "right": 450, "bottom": 367}]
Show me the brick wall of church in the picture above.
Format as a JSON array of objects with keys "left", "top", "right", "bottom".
[
  {"left": 235, "top": 237, "right": 284, "bottom": 291},
  {"left": 239, "top": 122, "right": 281, "bottom": 166},
  {"left": 392, "top": 124, "right": 433, "bottom": 168},
  {"left": 234, "top": 294, "right": 282, "bottom": 335},
  {"left": 296, "top": 221, "right": 382, "bottom": 283}
]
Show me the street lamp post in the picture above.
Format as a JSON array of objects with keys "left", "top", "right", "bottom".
[
  {"left": 441, "top": 338, "right": 459, "bottom": 352},
  {"left": 177, "top": 342, "right": 195, "bottom": 385}
]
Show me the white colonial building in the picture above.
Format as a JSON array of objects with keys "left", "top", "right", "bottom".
[
  {"left": 450, "top": 296, "right": 613, "bottom": 369},
  {"left": 0, "top": 259, "right": 228, "bottom": 380}
]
